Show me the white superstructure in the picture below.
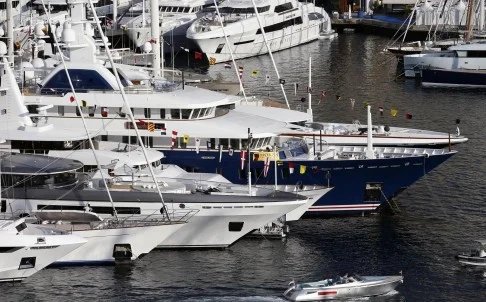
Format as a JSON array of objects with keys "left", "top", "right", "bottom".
[{"left": 186, "top": 0, "right": 331, "bottom": 63}]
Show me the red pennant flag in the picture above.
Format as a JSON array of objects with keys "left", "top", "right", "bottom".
[
  {"left": 263, "top": 156, "right": 270, "bottom": 177},
  {"left": 406, "top": 113, "right": 413, "bottom": 119},
  {"left": 240, "top": 150, "right": 247, "bottom": 170},
  {"left": 289, "top": 162, "right": 295, "bottom": 174},
  {"left": 171, "top": 130, "right": 178, "bottom": 149},
  {"left": 194, "top": 51, "right": 202, "bottom": 60},
  {"left": 70, "top": 96, "right": 75, "bottom": 103}
]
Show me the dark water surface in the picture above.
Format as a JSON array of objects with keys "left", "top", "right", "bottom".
[{"left": 2, "top": 33, "right": 486, "bottom": 301}]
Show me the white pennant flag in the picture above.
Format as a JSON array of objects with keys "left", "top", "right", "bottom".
[{"left": 195, "top": 138, "right": 200, "bottom": 154}]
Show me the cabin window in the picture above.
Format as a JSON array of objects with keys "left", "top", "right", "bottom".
[
  {"left": 160, "top": 109, "right": 165, "bottom": 119},
  {"left": 76, "top": 107, "right": 82, "bottom": 116},
  {"left": 144, "top": 108, "right": 151, "bottom": 118},
  {"left": 274, "top": 3, "right": 293, "bottom": 13},
  {"left": 215, "top": 43, "right": 225, "bottom": 54},
  {"left": 181, "top": 109, "right": 191, "bottom": 119},
  {"left": 170, "top": 108, "right": 180, "bottom": 119},
  {"left": 191, "top": 108, "right": 201, "bottom": 119},
  {"left": 88, "top": 106, "right": 96, "bottom": 117},
  {"left": 241, "top": 139, "right": 249, "bottom": 149},
  {"left": 41, "top": 69, "right": 113, "bottom": 94},
  {"left": 363, "top": 183, "right": 383, "bottom": 201},
  {"left": 256, "top": 17, "right": 303, "bottom": 34},
  {"left": 1, "top": 200, "right": 6, "bottom": 213},
  {"left": 220, "top": 138, "right": 229, "bottom": 149},
  {"left": 230, "top": 139, "right": 239, "bottom": 150},
  {"left": 210, "top": 138, "right": 216, "bottom": 150},
  {"left": 228, "top": 222, "right": 244, "bottom": 232},
  {"left": 58, "top": 106, "right": 64, "bottom": 116}
]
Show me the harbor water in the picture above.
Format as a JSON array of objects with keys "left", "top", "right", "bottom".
[{"left": 2, "top": 33, "right": 485, "bottom": 301}]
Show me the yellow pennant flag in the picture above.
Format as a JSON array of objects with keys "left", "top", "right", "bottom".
[
  {"left": 183, "top": 134, "right": 190, "bottom": 143},
  {"left": 209, "top": 57, "right": 216, "bottom": 65},
  {"left": 390, "top": 109, "right": 398, "bottom": 117},
  {"left": 251, "top": 70, "right": 259, "bottom": 77},
  {"left": 148, "top": 122, "right": 155, "bottom": 132},
  {"left": 300, "top": 165, "right": 307, "bottom": 174}
]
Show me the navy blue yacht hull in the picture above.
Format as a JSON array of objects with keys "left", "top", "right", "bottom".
[{"left": 160, "top": 149, "right": 456, "bottom": 216}]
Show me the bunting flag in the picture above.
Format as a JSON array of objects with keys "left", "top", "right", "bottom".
[
  {"left": 161, "top": 127, "right": 167, "bottom": 135},
  {"left": 350, "top": 98, "right": 355, "bottom": 110},
  {"left": 289, "top": 162, "right": 295, "bottom": 174},
  {"left": 229, "top": 148, "right": 234, "bottom": 156},
  {"left": 171, "top": 130, "right": 178, "bottom": 149},
  {"left": 194, "top": 51, "right": 203, "bottom": 60},
  {"left": 336, "top": 95, "right": 341, "bottom": 101},
  {"left": 209, "top": 57, "right": 216, "bottom": 65},
  {"left": 300, "top": 165, "right": 307, "bottom": 174},
  {"left": 148, "top": 122, "right": 155, "bottom": 132},
  {"left": 251, "top": 70, "right": 259, "bottom": 77},
  {"left": 183, "top": 134, "right": 189, "bottom": 143},
  {"left": 318, "top": 90, "right": 326, "bottom": 105},
  {"left": 70, "top": 96, "right": 75, "bottom": 103},
  {"left": 265, "top": 74, "right": 270, "bottom": 85},
  {"left": 263, "top": 156, "right": 270, "bottom": 177},
  {"left": 307, "top": 86, "right": 313, "bottom": 93},
  {"left": 406, "top": 113, "right": 413, "bottom": 119},
  {"left": 224, "top": 63, "right": 231, "bottom": 69},
  {"left": 101, "top": 107, "right": 109, "bottom": 117},
  {"left": 379, "top": 106, "right": 384, "bottom": 116},
  {"left": 219, "top": 144, "right": 223, "bottom": 163},
  {"left": 279, "top": 78, "right": 285, "bottom": 85},
  {"left": 238, "top": 66, "right": 244, "bottom": 79},
  {"left": 391, "top": 109, "right": 398, "bottom": 117},
  {"left": 240, "top": 150, "right": 247, "bottom": 170},
  {"left": 195, "top": 138, "right": 200, "bottom": 153},
  {"left": 294, "top": 83, "right": 299, "bottom": 95}
]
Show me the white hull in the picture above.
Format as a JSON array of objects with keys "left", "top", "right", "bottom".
[
  {"left": 8, "top": 197, "right": 306, "bottom": 249},
  {"left": 0, "top": 220, "right": 86, "bottom": 282},
  {"left": 45, "top": 222, "right": 184, "bottom": 264}
]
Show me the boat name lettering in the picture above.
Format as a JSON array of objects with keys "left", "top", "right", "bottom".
[
  {"left": 253, "top": 152, "right": 280, "bottom": 161},
  {"left": 201, "top": 156, "right": 215, "bottom": 160},
  {"left": 285, "top": 14, "right": 296, "bottom": 19}
]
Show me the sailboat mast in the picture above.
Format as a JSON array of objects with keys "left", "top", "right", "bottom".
[
  {"left": 6, "top": 0, "right": 13, "bottom": 64},
  {"left": 151, "top": 0, "right": 161, "bottom": 77},
  {"left": 307, "top": 57, "right": 313, "bottom": 122},
  {"left": 250, "top": 0, "right": 290, "bottom": 109},
  {"left": 465, "top": 0, "right": 475, "bottom": 41}
]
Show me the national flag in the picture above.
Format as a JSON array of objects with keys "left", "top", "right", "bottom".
[
  {"left": 148, "top": 122, "right": 155, "bottom": 132},
  {"left": 265, "top": 74, "right": 270, "bottom": 85},
  {"left": 183, "top": 134, "right": 189, "bottom": 143},
  {"left": 294, "top": 83, "right": 299, "bottom": 95},
  {"left": 391, "top": 109, "right": 398, "bottom": 117},
  {"left": 240, "top": 150, "right": 247, "bottom": 170},
  {"left": 229, "top": 148, "right": 234, "bottom": 156},
  {"left": 336, "top": 95, "right": 341, "bottom": 101},
  {"left": 279, "top": 78, "right": 285, "bottom": 85},
  {"left": 224, "top": 63, "right": 231, "bottom": 69},
  {"left": 289, "top": 162, "right": 295, "bottom": 174},
  {"left": 306, "top": 86, "right": 313, "bottom": 93},
  {"left": 194, "top": 51, "right": 203, "bottom": 60},
  {"left": 238, "top": 66, "right": 244, "bottom": 79},
  {"left": 209, "top": 57, "right": 216, "bottom": 65},
  {"left": 379, "top": 106, "right": 384, "bottom": 116},
  {"left": 300, "top": 165, "right": 307, "bottom": 174},
  {"left": 263, "top": 156, "right": 270, "bottom": 177},
  {"left": 219, "top": 144, "right": 223, "bottom": 163},
  {"left": 160, "top": 127, "right": 166, "bottom": 135},
  {"left": 251, "top": 70, "right": 259, "bottom": 77},
  {"left": 70, "top": 96, "right": 75, "bottom": 103},
  {"left": 171, "top": 130, "right": 178, "bottom": 149},
  {"left": 406, "top": 113, "right": 413, "bottom": 119},
  {"left": 101, "top": 107, "right": 109, "bottom": 117},
  {"left": 195, "top": 138, "right": 200, "bottom": 153}
]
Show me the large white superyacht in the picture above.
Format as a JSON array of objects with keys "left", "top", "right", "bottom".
[{"left": 186, "top": 0, "right": 332, "bottom": 62}]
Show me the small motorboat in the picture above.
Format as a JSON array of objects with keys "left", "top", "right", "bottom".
[
  {"left": 283, "top": 273, "right": 403, "bottom": 301},
  {"left": 456, "top": 240, "right": 486, "bottom": 266}
]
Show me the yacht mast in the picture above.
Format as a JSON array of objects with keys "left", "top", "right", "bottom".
[
  {"left": 212, "top": 0, "right": 248, "bottom": 102},
  {"left": 250, "top": 0, "right": 290, "bottom": 109},
  {"left": 465, "top": 0, "right": 475, "bottom": 40},
  {"left": 151, "top": 0, "right": 161, "bottom": 76},
  {"left": 307, "top": 57, "right": 313, "bottom": 122},
  {"left": 88, "top": 0, "right": 171, "bottom": 220},
  {"left": 6, "top": 0, "right": 13, "bottom": 64}
]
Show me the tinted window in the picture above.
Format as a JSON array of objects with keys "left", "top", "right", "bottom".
[{"left": 41, "top": 69, "right": 113, "bottom": 94}]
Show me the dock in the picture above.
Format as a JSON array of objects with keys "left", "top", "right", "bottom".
[{"left": 332, "top": 17, "right": 461, "bottom": 41}]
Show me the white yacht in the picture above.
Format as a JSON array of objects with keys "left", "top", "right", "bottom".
[
  {"left": 186, "top": 0, "right": 332, "bottom": 63},
  {"left": 119, "top": 0, "right": 214, "bottom": 50},
  {"left": 403, "top": 42, "right": 486, "bottom": 78},
  {"left": 0, "top": 218, "right": 86, "bottom": 282}
]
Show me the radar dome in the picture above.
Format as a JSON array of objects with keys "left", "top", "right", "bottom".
[
  {"left": 32, "top": 58, "right": 45, "bottom": 68},
  {"left": 0, "top": 41, "right": 6, "bottom": 55},
  {"left": 61, "top": 22, "right": 76, "bottom": 43},
  {"left": 142, "top": 41, "right": 152, "bottom": 53},
  {"left": 20, "top": 61, "right": 35, "bottom": 81}
]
